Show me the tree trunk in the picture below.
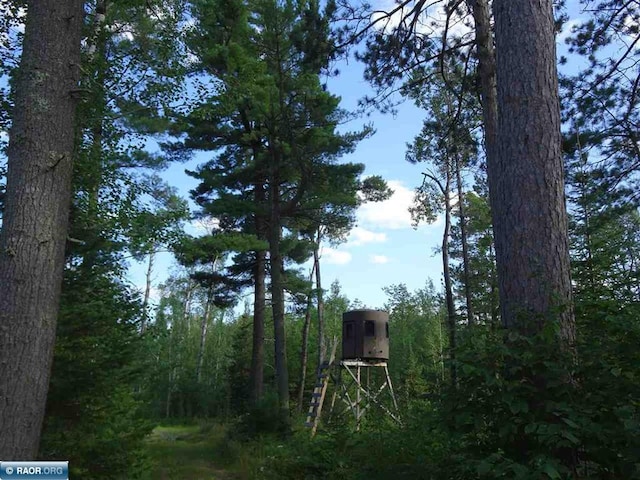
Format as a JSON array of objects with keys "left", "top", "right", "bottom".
[
  {"left": 196, "top": 288, "right": 212, "bottom": 383},
  {"left": 314, "top": 230, "right": 326, "bottom": 367},
  {"left": 141, "top": 249, "right": 155, "bottom": 334},
  {"left": 268, "top": 164, "right": 290, "bottom": 417},
  {"left": 455, "top": 155, "right": 474, "bottom": 325},
  {"left": 441, "top": 165, "right": 457, "bottom": 386},
  {"left": 251, "top": 248, "right": 267, "bottom": 404},
  {"left": 166, "top": 339, "right": 174, "bottom": 419},
  {"left": 0, "top": 0, "right": 84, "bottom": 459},
  {"left": 250, "top": 186, "right": 266, "bottom": 404},
  {"left": 297, "top": 265, "right": 315, "bottom": 412},
  {"left": 467, "top": 0, "right": 498, "bottom": 161},
  {"left": 492, "top": 0, "right": 575, "bottom": 343}
]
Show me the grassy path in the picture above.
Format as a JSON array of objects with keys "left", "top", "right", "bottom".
[{"left": 144, "top": 425, "right": 241, "bottom": 480}]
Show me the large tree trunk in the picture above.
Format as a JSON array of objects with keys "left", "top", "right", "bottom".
[
  {"left": 455, "top": 155, "right": 474, "bottom": 325},
  {"left": 492, "top": 0, "right": 575, "bottom": 342},
  {"left": 0, "top": 0, "right": 84, "bottom": 459}
]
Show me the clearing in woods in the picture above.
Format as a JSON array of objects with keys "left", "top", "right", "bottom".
[{"left": 143, "top": 425, "right": 240, "bottom": 480}]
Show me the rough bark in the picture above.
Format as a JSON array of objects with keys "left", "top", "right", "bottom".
[
  {"left": 455, "top": 155, "right": 475, "bottom": 325},
  {"left": 492, "top": 0, "right": 575, "bottom": 342},
  {"left": 0, "top": 0, "right": 84, "bottom": 459}
]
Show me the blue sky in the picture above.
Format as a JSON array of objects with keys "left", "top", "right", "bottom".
[{"left": 120, "top": 1, "right": 591, "bottom": 310}]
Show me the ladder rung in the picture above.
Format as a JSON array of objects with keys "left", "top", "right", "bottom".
[
  {"left": 310, "top": 402, "right": 320, "bottom": 407},
  {"left": 304, "top": 422, "right": 314, "bottom": 428},
  {"left": 315, "top": 383, "right": 325, "bottom": 388},
  {"left": 311, "top": 392, "right": 322, "bottom": 398},
  {"left": 307, "top": 412, "right": 317, "bottom": 418}
]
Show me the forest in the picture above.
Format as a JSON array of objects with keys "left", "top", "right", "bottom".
[{"left": 0, "top": 0, "right": 639, "bottom": 478}]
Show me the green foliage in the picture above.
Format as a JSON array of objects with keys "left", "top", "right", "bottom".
[
  {"left": 40, "top": 267, "right": 153, "bottom": 479},
  {"left": 229, "top": 392, "right": 292, "bottom": 441},
  {"left": 248, "top": 302, "right": 640, "bottom": 480},
  {"left": 143, "top": 273, "right": 238, "bottom": 419},
  {"left": 383, "top": 282, "right": 446, "bottom": 401},
  {"left": 450, "top": 185, "right": 499, "bottom": 325},
  {"left": 434, "top": 319, "right": 640, "bottom": 479}
]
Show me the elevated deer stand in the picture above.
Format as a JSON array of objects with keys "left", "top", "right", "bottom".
[{"left": 304, "top": 310, "right": 401, "bottom": 436}]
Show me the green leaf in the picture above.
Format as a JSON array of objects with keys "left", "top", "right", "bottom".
[
  {"left": 477, "top": 460, "right": 493, "bottom": 476},
  {"left": 541, "top": 462, "right": 561, "bottom": 479}
]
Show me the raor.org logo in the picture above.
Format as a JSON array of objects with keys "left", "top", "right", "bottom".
[{"left": 0, "top": 461, "right": 68, "bottom": 480}]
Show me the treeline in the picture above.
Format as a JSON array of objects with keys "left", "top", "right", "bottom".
[{"left": 0, "top": 0, "right": 639, "bottom": 479}]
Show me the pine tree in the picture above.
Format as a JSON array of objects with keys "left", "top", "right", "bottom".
[{"left": 172, "top": 0, "right": 371, "bottom": 418}]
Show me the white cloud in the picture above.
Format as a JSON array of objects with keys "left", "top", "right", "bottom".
[
  {"left": 320, "top": 247, "right": 352, "bottom": 265},
  {"left": 347, "top": 226, "right": 387, "bottom": 246},
  {"left": 187, "top": 217, "right": 219, "bottom": 236},
  {"left": 370, "top": 254, "right": 390, "bottom": 264},
  {"left": 147, "top": 285, "right": 162, "bottom": 303},
  {"left": 357, "top": 180, "right": 415, "bottom": 229}
]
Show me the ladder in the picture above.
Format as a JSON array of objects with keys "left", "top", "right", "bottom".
[{"left": 304, "top": 338, "right": 338, "bottom": 437}]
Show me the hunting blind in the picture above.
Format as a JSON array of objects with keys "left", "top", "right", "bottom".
[{"left": 304, "top": 309, "right": 401, "bottom": 436}]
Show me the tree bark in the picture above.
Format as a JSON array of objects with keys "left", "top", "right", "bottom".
[
  {"left": 0, "top": 0, "right": 84, "bottom": 459},
  {"left": 492, "top": 0, "right": 575, "bottom": 343}
]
